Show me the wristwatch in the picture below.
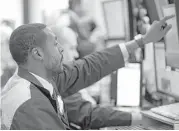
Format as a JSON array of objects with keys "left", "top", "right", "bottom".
[{"left": 134, "top": 34, "right": 144, "bottom": 48}]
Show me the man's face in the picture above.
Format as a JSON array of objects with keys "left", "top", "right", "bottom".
[{"left": 42, "top": 28, "right": 64, "bottom": 73}]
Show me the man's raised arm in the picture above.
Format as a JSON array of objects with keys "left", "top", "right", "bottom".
[{"left": 55, "top": 15, "right": 174, "bottom": 97}]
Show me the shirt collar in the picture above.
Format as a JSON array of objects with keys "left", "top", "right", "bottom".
[{"left": 30, "top": 72, "right": 54, "bottom": 97}]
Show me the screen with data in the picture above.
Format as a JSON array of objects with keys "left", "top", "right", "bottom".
[{"left": 162, "top": 4, "right": 179, "bottom": 69}]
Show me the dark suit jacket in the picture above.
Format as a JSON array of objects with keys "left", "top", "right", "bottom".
[
  {"left": 1, "top": 45, "right": 129, "bottom": 129},
  {"left": 64, "top": 92, "right": 132, "bottom": 129}
]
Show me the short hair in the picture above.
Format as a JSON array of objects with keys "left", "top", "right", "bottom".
[{"left": 9, "top": 23, "right": 47, "bottom": 65}]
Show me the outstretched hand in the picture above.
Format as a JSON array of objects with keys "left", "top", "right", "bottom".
[{"left": 143, "top": 15, "right": 175, "bottom": 44}]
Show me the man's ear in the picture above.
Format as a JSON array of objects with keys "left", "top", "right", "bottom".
[{"left": 31, "top": 47, "right": 44, "bottom": 61}]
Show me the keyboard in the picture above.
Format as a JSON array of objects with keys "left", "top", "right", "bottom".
[
  {"left": 103, "top": 125, "right": 144, "bottom": 130},
  {"left": 104, "top": 124, "right": 172, "bottom": 130},
  {"left": 151, "top": 103, "right": 179, "bottom": 121}
]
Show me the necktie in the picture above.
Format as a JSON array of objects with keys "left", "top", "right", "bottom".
[
  {"left": 52, "top": 87, "right": 64, "bottom": 116},
  {"left": 51, "top": 83, "right": 69, "bottom": 128}
]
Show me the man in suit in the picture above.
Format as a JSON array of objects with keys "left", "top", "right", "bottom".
[
  {"left": 51, "top": 26, "right": 134, "bottom": 129},
  {"left": 1, "top": 15, "right": 173, "bottom": 129}
]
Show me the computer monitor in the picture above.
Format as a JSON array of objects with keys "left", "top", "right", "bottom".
[
  {"left": 162, "top": 4, "right": 179, "bottom": 69},
  {"left": 153, "top": 3, "right": 179, "bottom": 100},
  {"left": 154, "top": 44, "right": 179, "bottom": 101}
]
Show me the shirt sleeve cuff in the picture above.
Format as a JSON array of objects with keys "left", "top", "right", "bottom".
[{"left": 119, "top": 43, "right": 129, "bottom": 63}]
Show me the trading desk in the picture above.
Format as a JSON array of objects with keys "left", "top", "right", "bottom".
[
  {"left": 102, "top": 105, "right": 179, "bottom": 130},
  {"left": 141, "top": 110, "right": 179, "bottom": 130}
]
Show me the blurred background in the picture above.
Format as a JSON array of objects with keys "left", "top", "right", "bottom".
[{"left": 1, "top": 0, "right": 179, "bottom": 108}]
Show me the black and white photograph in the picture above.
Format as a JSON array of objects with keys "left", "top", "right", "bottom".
[{"left": 1, "top": 0, "right": 179, "bottom": 130}]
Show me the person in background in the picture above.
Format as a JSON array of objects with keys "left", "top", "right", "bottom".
[
  {"left": 64, "top": 6, "right": 111, "bottom": 103},
  {"left": 67, "top": 0, "right": 97, "bottom": 58},
  {"left": 51, "top": 26, "right": 135, "bottom": 129},
  {"left": 1, "top": 14, "right": 173, "bottom": 129},
  {"left": 56, "top": 7, "right": 108, "bottom": 104},
  {"left": 0, "top": 21, "right": 17, "bottom": 88}
]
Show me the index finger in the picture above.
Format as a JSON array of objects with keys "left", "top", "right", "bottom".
[{"left": 161, "top": 15, "right": 175, "bottom": 23}]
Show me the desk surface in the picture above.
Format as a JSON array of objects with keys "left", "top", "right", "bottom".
[
  {"left": 142, "top": 110, "right": 179, "bottom": 130},
  {"left": 103, "top": 124, "right": 172, "bottom": 130},
  {"left": 101, "top": 125, "right": 145, "bottom": 130},
  {"left": 107, "top": 100, "right": 179, "bottom": 130},
  {"left": 103, "top": 110, "right": 176, "bottom": 130},
  {"left": 142, "top": 110, "right": 179, "bottom": 125},
  {"left": 107, "top": 104, "right": 179, "bottom": 130}
]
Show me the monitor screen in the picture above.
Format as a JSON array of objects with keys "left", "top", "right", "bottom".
[
  {"left": 154, "top": 44, "right": 179, "bottom": 100},
  {"left": 153, "top": 4, "right": 179, "bottom": 99},
  {"left": 150, "top": 3, "right": 179, "bottom": 100},
  {"left": 162, "top": 4, "right": 179, "bottom": 69}
]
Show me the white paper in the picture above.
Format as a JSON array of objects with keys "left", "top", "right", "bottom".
[{"left": 116, "top": 64, "right": 141, "bottom": 107}]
